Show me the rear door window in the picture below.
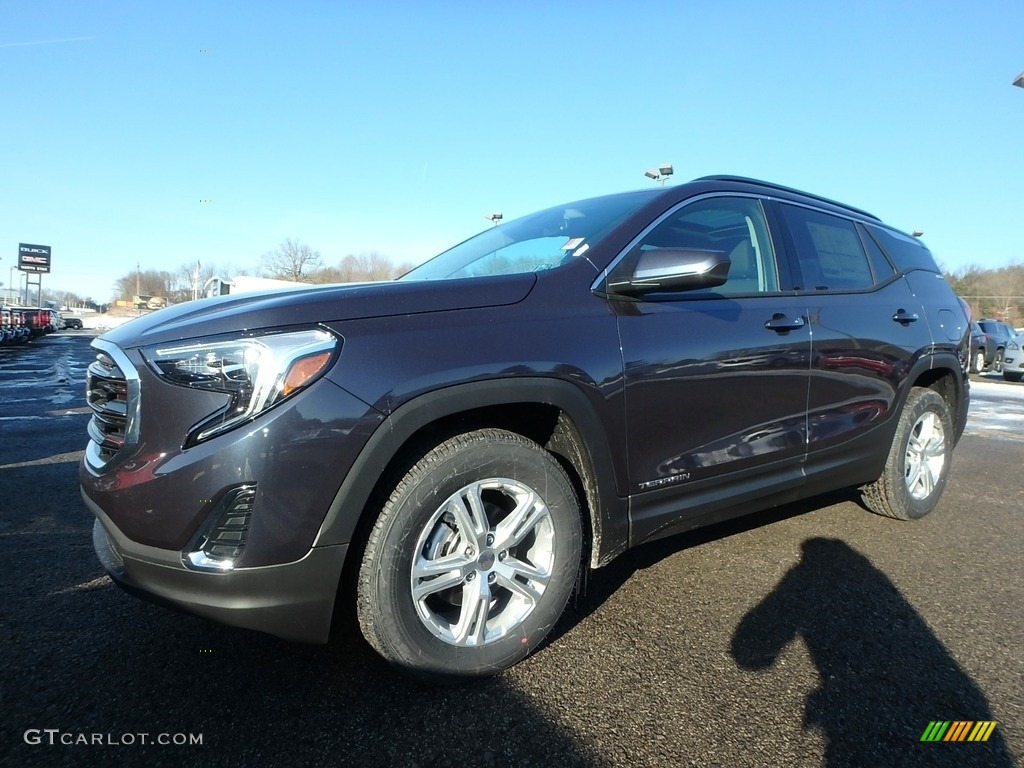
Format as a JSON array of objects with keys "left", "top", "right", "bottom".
[{"left": 778, "top": 205, "right": 874, "bottom": 292}]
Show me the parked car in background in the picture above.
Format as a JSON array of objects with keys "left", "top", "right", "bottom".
[
  {"left": 13, "top": 307, "right": 47, "bottom": 339},
  {"left": 0, "top": 308, "right": 12, "bottom": 343},
  {"left": 969, "top": 322, "right": 991, "bottom": 373},
  {"left": 1001, "top": 333, "right": 1023, "bottom": 382},
  {"left": 975, "top": 319, "right": 1015, "bottom": 373},
  {"left": 82, "top": 175, "right": 970, "bottom": 680},
  {"left": 64, "top": 316, "right": 84, "bottom": 330},
  {"left": 1, "top": 308, "right": 31, "bottom": 344}
]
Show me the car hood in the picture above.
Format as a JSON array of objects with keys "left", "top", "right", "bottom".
[{"left": 99, "top": 273, "right": 537, "bottom": 349}]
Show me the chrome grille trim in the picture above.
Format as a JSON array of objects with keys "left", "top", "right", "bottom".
[{"left": 85, "top": 339, "right": 141, "bottom": 471}]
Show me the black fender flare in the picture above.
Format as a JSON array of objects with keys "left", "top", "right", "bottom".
[
  {"left": 900, "top": 350, "right": 969, "bottom": 442},
  {"left": 313, "top": 377, "right": 629, "bottom": 568}
]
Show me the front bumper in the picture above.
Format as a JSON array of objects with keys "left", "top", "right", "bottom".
[
  {"left": 1003, "top": 348, "right": 1023, "bottom": 375},
  {"left": 88, "top": 497, "right": 347, "bottom": 643}
]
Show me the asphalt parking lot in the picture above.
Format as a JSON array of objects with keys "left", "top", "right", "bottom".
[{"left": 1, "top": 332, "right": 1021, "bottom": 767}]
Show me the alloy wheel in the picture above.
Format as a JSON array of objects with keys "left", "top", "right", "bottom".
[
  {"left": 904, "top": 412, "right": 946, "bottom": 501},
  {"left": 410, "top": 478, "right": 555, "bottom": 647}
]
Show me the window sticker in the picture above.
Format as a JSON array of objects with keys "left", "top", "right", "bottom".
[{"left": 562, "top": 237, "right": 585, "bottom": 251}]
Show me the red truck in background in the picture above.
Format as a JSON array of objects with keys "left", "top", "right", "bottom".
[{"left": 4, "top": 307, "right": 56, "bottom": 341}]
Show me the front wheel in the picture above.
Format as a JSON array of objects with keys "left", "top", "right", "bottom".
[
  {"left": 861, "top": 387, "right": 953, "bottom": 520},
  {"left": 993, "top": 349, "right": 1004, "bottom": 373},
  {"left": 357, "top": 429, "right": 582, "bottom": 680}
]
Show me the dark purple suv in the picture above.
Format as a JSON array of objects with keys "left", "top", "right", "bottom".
[{"left": 81, "top": 176, "right": 970, "bottom": 679}]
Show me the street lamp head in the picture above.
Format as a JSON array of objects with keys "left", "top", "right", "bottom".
[
  {"left": 485, "top": 212, "right": 503, "bottom": 225},
  {"left": 1014, "top": 72, "right": 1024, "bottom": 89},
  {"left": 644, "top": 169, "right": 659, "bottom": 180},
  {"left": 912, "top": 230, "right": 924, "bottom": 238},
  {"left": 659, "top": 164, "right": 674, "bottom": 177}
]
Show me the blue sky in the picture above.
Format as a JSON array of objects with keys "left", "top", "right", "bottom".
[{"left": 2, "top": 1, "right": 1022, "bottom": 302}]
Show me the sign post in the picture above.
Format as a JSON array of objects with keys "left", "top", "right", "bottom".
[{"left": 17, "top": 243, "right": 50, "bottom": 306}]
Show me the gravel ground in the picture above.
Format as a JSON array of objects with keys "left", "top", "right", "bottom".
[{"left": 1, "top": 333, "right": 1020, "bottom": 767}]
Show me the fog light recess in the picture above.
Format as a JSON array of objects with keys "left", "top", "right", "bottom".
[{"left": 184, "top": 485, "right": 257, "bottom": 572}]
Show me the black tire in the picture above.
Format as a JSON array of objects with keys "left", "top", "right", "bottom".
[
  {"left": 861, "top": 387, "right": 953, "bottom": 521},
  {"left": 972, "top": 349, "right": 986, "bottom": 374},
  {"left": 1004, "top": 371, "right": 1023, "bottom": 383},
  {"left": 993, "top": 349, "right": 1004, "bottom": 373},
  {"left": 357, "top": 428, "right": 581, "bottom": 680}
]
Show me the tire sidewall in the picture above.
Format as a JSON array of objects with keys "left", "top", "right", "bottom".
[
  {"left": 364, "top": 434, "right": 581, "bottom": 677},
  {"left": 891, "top": 389, "right": 953, "bottom": 520}
]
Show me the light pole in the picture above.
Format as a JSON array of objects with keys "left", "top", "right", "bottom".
[
  {"left": 644, "top": 163, "right": 674, "bottom": 185},
  {"left": 485, "top": 212, "right": 503, "bottom": 226}
]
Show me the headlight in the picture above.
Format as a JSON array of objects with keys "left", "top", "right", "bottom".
[
  {"left": 1008, "top": 340, "right": 1020, "bottom": 351},
  {"left": 143, "top": 328, "right": 339, "bottom": 445}
]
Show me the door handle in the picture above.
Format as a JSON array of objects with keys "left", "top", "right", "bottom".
[
  {"left": 892, "top": 309, "right": 919, "bottom": 325},
  {"left": 764, "top": 314, "right": 806, "bottom": 332}
]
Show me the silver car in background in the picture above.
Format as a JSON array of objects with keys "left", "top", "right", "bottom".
[{"left": 1002, "top": 332, "right": 1023, "bottom": 382}]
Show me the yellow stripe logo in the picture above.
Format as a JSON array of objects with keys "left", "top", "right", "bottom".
[{"left": 920, "top": 721, "right": 998, "bottom": 742}]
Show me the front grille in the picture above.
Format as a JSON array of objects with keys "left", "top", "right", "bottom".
[{"left": 85, "top": 342, "right": 140, "bottom": 469}]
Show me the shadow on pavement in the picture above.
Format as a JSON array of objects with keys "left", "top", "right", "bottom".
[
  {"left": 554, "top": 490, "right": 853, "bottom": 634},
  {"left": 730, "top": 537, "right": 1015, "bottom": 767}
]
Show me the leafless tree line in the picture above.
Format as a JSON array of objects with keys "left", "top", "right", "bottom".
[
  {"left": 259, "top": 239, "right": 413, "bottom": 283},
  {"left": 106, "top": 239, "right": 415, "bottom": 303},
  {"left": 946, "top": 263, "right": 1024, "bottom": 326}
]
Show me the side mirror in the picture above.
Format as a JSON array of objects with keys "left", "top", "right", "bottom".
[{"left": 612, "top": 248, "right": 731, "bottom": 297}]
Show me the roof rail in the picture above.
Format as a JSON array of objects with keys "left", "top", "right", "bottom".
[{"left": 693, "top": 175, "right": 880, "bottom": 221}]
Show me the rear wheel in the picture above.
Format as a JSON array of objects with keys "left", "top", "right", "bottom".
[
  {"left": 357, "top": 429, "right": 582, "bottom": 680},
  {"left": 972, "top": 349, "right": 986, "bottom": 373},
  {"left": 861, "top": 387, "right": 953, "bottom": 521},
  {"left": 993, "top": 349, "right": 1004, "bottom": 373}
]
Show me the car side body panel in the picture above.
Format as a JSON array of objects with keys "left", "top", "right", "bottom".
[{"left": 78, "top": 175, "right": 971, "bottom": 665}]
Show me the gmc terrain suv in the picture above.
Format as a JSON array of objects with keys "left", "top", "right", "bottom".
[{"left": 81, "top": 176, "right": 970, "bottom": 679}]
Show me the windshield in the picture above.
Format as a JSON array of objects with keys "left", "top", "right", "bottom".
[{"left": 400, "top": 190, "right": 657, "bottom": 280}]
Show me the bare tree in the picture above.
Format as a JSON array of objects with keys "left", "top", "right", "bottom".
[
  {"left": 310, "top": 251, "right": 413, "bottom": 283},
  {"left": 113, "top": 269, "right": 175, "bottom": 302},
  {"left": 260, "top": 239, "right": 323, "bottom": 281},
  {"left": 169, "top": 262, "right": 219, "bottom": 303}
]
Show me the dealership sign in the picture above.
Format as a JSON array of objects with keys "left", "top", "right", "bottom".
[{"left": 18, "top": 243, "right": 51, "bottom": 273}]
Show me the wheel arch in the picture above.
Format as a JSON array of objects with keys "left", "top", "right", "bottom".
[
  {"left": 906, "top": 352, "right": 968, "bottom": 442},
  {"left": 314, "top": 378, "right": 628, "bottom": 572}
]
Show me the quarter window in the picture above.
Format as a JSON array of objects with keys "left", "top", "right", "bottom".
[
  {"left": 780, "top": 205, "right": 874, "bottom": 291},
  {"left": 858, "top": 224, "right": 896, "bottom": 283}
]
